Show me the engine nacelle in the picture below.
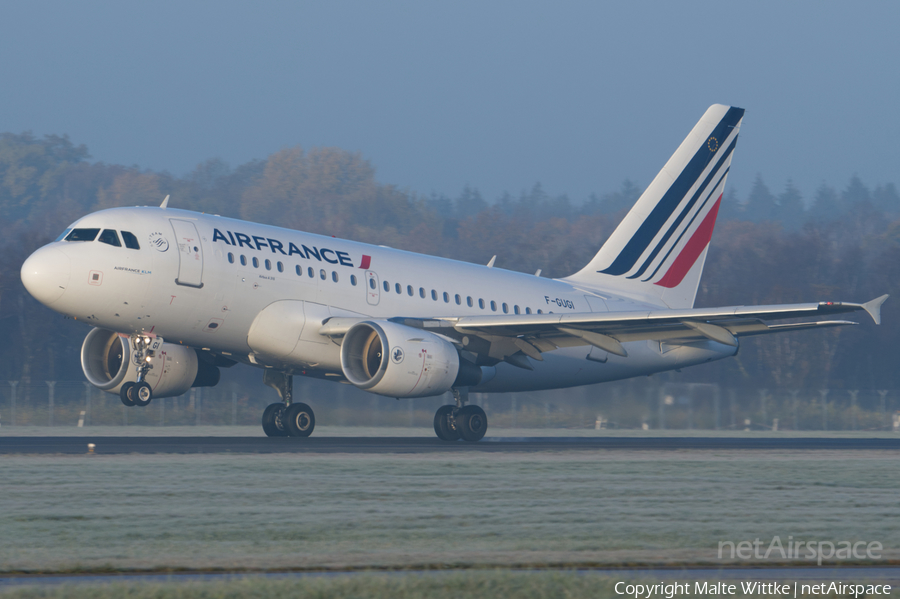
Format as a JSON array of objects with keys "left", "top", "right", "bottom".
[
  {"left": 341, "top": 321, "right": 476, "bottom": 398},
  {"left": 81, "top": 328, "right": 219, "bottom": 398}
]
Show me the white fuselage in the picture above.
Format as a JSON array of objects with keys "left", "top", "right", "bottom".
[{"left": 24, "top": 206, "right": 736, "bottom": 395}]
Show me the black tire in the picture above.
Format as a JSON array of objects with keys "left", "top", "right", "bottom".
[
  {"left": 457, "top": 405, "right": 488, "bottom": 442},
  {"left": 133, "top": 382, "right": 152, "bottom": 407},
  {"left": 119, "top": 382, "right": 136, "bottom": 407},
  {"left": 433, "top": 405, "right": 460, "bottom": 441},
  {"left": 262, "top": 403, "right": 288, "bottom": 437},
  {"left": 285, "top": 402, "right": 316, "bottom": 437}
]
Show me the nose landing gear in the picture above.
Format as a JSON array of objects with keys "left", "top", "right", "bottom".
[{"left": 119, "top": 334, "right": 161, "bottom": 407}]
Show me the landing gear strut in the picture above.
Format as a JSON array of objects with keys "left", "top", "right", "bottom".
[
  {"left": 261, "top": 370, "right": 315, "bottom": 438},
  {"left": 120, "top": 334, "right": 159, "bottom": 407},
  {"left": 433, "top": 387, "right": 488, "bottom": 442}
]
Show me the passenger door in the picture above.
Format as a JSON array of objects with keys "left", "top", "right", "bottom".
[{"left": 170, "top": 219, "right": 204, "bottom": 288}]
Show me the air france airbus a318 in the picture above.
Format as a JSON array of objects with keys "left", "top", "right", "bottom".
[{"left": 20, "top": 105, "right": 887, "bottom": 441}]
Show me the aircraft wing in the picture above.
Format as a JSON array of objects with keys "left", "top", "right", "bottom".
[{"left": 320, "top": 295, "right": 887, "bottom": 365}]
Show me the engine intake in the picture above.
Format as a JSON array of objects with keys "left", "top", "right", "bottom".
[
  {"left": 341, "top": 321, "right": 474, "bottom": 398},
  {"left": 81, "top": 328, "right": 218, "bottom": 398}
]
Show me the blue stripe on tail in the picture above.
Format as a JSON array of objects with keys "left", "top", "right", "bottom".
[{"left": 600, "top": 107, "right": 744, "bottom": 276}]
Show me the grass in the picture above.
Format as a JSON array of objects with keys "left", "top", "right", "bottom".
[
  {"left": 1, "top": 571, "right": 895, "bottom": 599},
  {"left": 0, "top": 572, "right": 699, "bottom": 599},
  {"left": 1, "top": 450, "right": 898, "bottom": 573}
]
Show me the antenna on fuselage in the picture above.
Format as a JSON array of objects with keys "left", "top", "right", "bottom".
[
  {"left": 534, "top": 269, "right": 542, "bottom": 277},
  {"left": 160, "top": 195, "right": 170, "bottom": 209},
  {"left": 486, "top": 255, "right": 496, "bottom": 268}
]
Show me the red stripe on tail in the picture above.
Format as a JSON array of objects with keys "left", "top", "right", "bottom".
[{"left": 654, "top": 195, "right": 721, "bottom": 289}]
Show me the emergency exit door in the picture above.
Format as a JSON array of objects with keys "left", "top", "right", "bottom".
[{"left": 170, "top": 219, "right": 204, "bottom": 288}]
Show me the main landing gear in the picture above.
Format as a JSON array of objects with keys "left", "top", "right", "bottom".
[
  {"left": 433, "top": 387, "right": 488, "bottom": 442},
  {"left": 120, "top": 334, "right": 157, "bottom": 408},
  {"left": 261, "top": 370, "right": 315, "bottom": 438}
]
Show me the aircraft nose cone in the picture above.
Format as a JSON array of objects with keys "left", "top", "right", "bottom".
[{"left": 21, "top": 247, "right": 70, "bottom": 306}]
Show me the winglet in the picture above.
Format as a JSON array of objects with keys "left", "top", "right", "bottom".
[
  {"left": 862, "top": 294, "right": 888, "bottom": 325},
  {"left": 160, "top": 194, "right": 170, "bottom": 209}
]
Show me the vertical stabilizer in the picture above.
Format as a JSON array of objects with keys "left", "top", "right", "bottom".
[{"left": 566, "top": 104, "right": 744, "bottom": 308}]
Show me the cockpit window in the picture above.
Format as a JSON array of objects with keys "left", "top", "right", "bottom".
[
  {"left": 121, "top": 231, "right": 140, "bottom": 250},
  {"left": 55, "top": 228, "right": 72, "bottom": 242},
  {"left": 65, "top": 228, "right": 100, "bottom": 242},
  {"left": 98, "top": 229, "right": 122, "bottom": 247}
]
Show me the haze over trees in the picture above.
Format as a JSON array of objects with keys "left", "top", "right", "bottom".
[{"left": 1, "top": 131, "right": 898, "bottom": 391}]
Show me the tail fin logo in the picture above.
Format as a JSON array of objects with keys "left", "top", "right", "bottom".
[
  {"left": 565, "top": 104, "right": 744, "bottom": 309},
  {"left": 597, "top": 106, "right": 744, "bottom": 285}
]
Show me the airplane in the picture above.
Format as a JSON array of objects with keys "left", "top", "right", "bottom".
[{"left": 20, "top": 104, "right": 887, "bottom": 442}]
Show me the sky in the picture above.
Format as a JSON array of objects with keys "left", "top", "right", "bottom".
[{"left": 1, "top": 1, "right": 898, "bottom": 204}]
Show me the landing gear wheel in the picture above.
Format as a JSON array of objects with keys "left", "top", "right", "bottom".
[
  {"left": 433, "top": 405, "right": 460, "bottom": 441},
  {"left": 262, "top": 403, "right": 288, "bottom": 437},
  {"left": 285, "top": 402, "right": 315, "bottom": 437},
  {"left": 133, "top": 382, "right": 152, "bottom": 407},
  {"left": 457, "top": 405, "right": 488, "bottom": 442},
  {"left": 119, "top": 382, "right": 136, "bottom": 407}
]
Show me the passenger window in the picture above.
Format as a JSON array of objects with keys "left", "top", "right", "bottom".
[
  {"left": 265, "top": 259, "right": 272, "bottom": 270},
  {"left": 431, "top": 290, "right": 437, "bottom": 301},
  {"left": 277, "top": 261, "right": 284, "bottom": 273},
  {"left": 319, "top": 269, "right": 325, "bottom": 280},
  {"left": 332, "top": 271, "right": 339, "bottom": 283},
  {"left": 525, "top": 307, "right": 532, "bottom": 314},
  {"left": 455, "top": 294, "right": 461, "bottom": 305},
  {"left": 121, "top": 231, "right": 140, "bottom": 249},
  {"left": 478, "top": 299, "right": 485, "bottom": 309},
  {"left": 537, "top": 309, "right": 543, "bottom": 314},
  {"left": 252, "top": 257, "right": 259, "bottom": 268},
  {"left": 351, "top": 275, "right": 357, "bottom": 286},
  {"left": 227, "top": 253, "right": 234, "bottom": 264},
  {"left": 308, "top": 267, "right": 314, "bottom": 278},
  {"left": 240, "top": 255, "right": 247, "bottom": 266},
  {"left": 65, "top": 228, "right": 100, "bottom": 242},
  {"left": 407, "top": 285, "right": 413, "bottom": 296},
  {"left": 490, "top": 301, "right": 497, "bottom": 312},
  {"left": 395, "top": 283, "right": 401, "bottom": 294},
  {"left": 97, "top": 229, "right": 121, "bottom": 247},
  {"left": 383, "top": 281, "right": 389, "bottom": 292},
  {"left": 369, "top": 278, "right": 376, "bottom": 289},
  {"left": 467, "top": 297, "right": 473, "bottom": 307},
  {"left": 295, "top": 265, "right": 302, "bottom": 276},
  {"left": 419, "top": 287, "right": 425, "bottom": 298},
  {"left": 514, "top": 305, "right": 519, "bottom": 314},
  {"left": 443, "top": 292, "right": 450, "bottom": 303}
]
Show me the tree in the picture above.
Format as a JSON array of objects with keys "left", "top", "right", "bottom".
[
  {"left": 743, "top": 174, "right": 777, "bottom": 222},
  {"left": 775, "top": 180, "right": 805, "bottom": 229}
]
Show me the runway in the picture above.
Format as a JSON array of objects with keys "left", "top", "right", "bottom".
[{"left": 3, "top": 435, "right": 900, "bottom": 454}]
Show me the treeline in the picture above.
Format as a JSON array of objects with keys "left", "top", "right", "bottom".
[{"left": 1, "top": 132, "right": 898, "bottom": 390}]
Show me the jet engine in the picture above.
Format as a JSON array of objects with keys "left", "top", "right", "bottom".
[
  {"left": 340, "top": 321, "right": 481, "bottom": 398},
  {"left": 81, "top": 328, "right": 219, "bottom": 398}
]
